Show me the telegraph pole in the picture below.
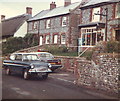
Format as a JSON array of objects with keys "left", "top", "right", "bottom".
[{"left": 95, "top": 8, "right": 108, "bottom": 41}]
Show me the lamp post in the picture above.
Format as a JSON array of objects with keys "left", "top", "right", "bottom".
[{"left": 95, "top": 8, "right": 108, "bottom": 41}]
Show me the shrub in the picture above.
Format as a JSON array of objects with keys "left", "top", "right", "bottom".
[
  {"left": 106, "top": 41, "right": 119, "bottom": 53},
  {"left": 2, "top": 37, "right": 26, "bottom": 55},
  {"left": 44, "top": 45, "right": 68, "bottom": 54},
  {"left": 2, "top": 34, "right": 39, "bottom": 55},
  {"left": 81, "top": 50, "right": 93, "bottom": 60}
]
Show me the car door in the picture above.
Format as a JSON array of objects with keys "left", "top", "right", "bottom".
[{"left": 13, "top": 54, "right": 23, "bottom": 74}]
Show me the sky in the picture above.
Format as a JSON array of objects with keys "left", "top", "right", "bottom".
[{"left": 0, "top": 0, "right": 82, "bottom": 19}]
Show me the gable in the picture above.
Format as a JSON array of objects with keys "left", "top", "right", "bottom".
[{"left": 2, "top": 14, "right": 29, "bottom": 38}]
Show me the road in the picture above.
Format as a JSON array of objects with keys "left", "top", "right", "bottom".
[{"left": 2, "top": 69, "right": 118, "bottom": 100}]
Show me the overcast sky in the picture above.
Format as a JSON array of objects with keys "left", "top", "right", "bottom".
[{"left": 0, "top": 0, "right": 82, "bottom": 19}]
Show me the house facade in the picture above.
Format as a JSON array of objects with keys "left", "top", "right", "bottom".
[
  {"left": 78, "top": 0, "right": 120, "bottom": 52},
  {"left": 1, "top": 7, "right": 32, "bottom": 42},
  {"left": 27, "top": 0, "right": 81, "bottom": 50}
]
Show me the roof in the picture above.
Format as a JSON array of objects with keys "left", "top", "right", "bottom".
[
  {"left": 28, "top": 2, "right": 80, "bottom": 21},
  {"left": 81, "top": 0, "right": 120, "bottom": 8},
  {"left": 1, "top": 14, "right": 30, "bottom": 38},
  {"left": 13, "top": 52, "right": 52, "bottom": 55},
  {"left": 78, "top": 22, "right": 105, "bottom": 28}
]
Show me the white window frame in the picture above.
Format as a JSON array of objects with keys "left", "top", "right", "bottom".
[
  {"left": 115, "top": 3, "right": 120, "bottom": 18},
  {"left": 54, "top": 35, "right": 58, "bottom": 44},
  {"left": 28, "top": 22, "right": 33, "bottom": 31},
  {"left": 62, "top": 16, "right": 67, "bottom": 27},
  {"left": 45, "top": 35, "right": 50, "bottom": 44},
  {"left": 46, "top": 19, "right": 50, "bottom": 29},
  {"left": 61, "top": 34, "right": 66, "bottom": 44},
  {"left": 33, "top": 21, "right": 38, "bottom": 30},
  {"left": 92, "top": 7, "right": 100, "bottom": 22}
]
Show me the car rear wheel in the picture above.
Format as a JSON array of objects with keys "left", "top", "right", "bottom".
[
  {"left": 23, "top": 70, "right": 29, "bottom": 80},
  {"left": 42, "top": 73, "right": 48, "bottom": 79},
  {"left": 6, "top": 68, "right": 11, "bottom": 75}
]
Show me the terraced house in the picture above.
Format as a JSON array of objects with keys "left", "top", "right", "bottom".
[
  {"left": 78, "top": 0, "right": 120, "bottom": 52},
  {"left": 27, "top": 0, "right": 81, "bottom": 49}
]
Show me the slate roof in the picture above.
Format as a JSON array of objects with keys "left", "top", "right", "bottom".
[
  {"left": 28, "top": 2, "right": 80, "bottom": 21},
  {"left": 81, "top": 0, "right": 120, "bottom": 8},
  {"left": 1, "top": 14, "right": 30, "bottom": 38},
  {"left": 78, "top": 22, "right": 105, "bottom": 28}
]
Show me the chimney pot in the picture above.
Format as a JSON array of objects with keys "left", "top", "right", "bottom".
[
  {"left": 50, "top": 2, "right": 56, "bottom": 10},
  {"left": 1, "top": 15, "right": 5, "bottom": 21},
  {"left": 64, "top": 0, "right": 71, "bottom": 7},
  {"left": 26, "top": 7, "right": 32, "bottom": 15}
]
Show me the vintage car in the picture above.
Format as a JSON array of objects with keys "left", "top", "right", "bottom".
[
  {"left": 31, "top": 52, "right": 62, "bottom": 71},
  {"left": 3, "top": 53, "right": 52, "bottom": 80}
]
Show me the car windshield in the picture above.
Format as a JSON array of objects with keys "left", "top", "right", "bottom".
[
  {"left": 23, "top": 54, "right": 39, "bottom": 61},
  {"left": 38, "top": 53, "right": 54, "bottom": 59}
]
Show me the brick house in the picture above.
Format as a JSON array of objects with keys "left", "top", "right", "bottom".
[
  {"left": 78, "top": 0, "right": 120, "bottom": 52},
  {"left": 27, "top": 0, "right": 81, "bottom": 50}
]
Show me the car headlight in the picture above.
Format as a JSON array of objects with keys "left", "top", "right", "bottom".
[
  {"left": 30, "top": 64, "right": 35, "bottom": 69},
  {"left": 48, "top": 63, "right": 52, "bottom": 68}
]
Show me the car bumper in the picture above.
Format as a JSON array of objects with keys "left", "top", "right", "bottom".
[{"left": 49, "top": 65, "right": 62, "bottom": 71}]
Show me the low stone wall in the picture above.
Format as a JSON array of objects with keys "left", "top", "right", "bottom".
[{"left": 56, "top": 53, "right": 119, "bottom": 94}]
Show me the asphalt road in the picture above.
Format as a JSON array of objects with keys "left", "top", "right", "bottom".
[{"left": 2, "top": 69, "right": 118, "bottom": 100}]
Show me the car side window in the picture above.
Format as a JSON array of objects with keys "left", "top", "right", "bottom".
[{"left": 15, "top": 54, "right": 22, "bottom": 61}]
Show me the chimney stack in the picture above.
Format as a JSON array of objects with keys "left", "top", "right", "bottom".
[
  {"left": 50, "top": 2, "right": 56, "bottom": 10},
  {"left": 26, "top": 7, "right": 32, "bottom": 15},
  {"left": 64, "top": 0, "right": 71, "bottom": 7},
  {"left": 1, "top": 15, "right": 5, "bottom": 21},
  {"left": 81, "top": 0, "right": 90, "bottom": 5}
]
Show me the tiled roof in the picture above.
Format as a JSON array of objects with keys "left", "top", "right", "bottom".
[
  {"left": 28, "top": 2, "right": 80, "bottom": 21},
  {"left": 2, "top": 14, "right": 29, "bottom": 38},
  {"left": 82, "top": 0, "right": 120, "bottom": 7}
]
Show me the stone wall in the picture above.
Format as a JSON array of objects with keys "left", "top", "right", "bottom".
[{"left": 56, "top": 53, "right": 119, "bottom": 94}]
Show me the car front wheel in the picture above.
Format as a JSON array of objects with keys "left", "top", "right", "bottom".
[
  {"left": 6, "top": 68, "right": 11, "bottom": 75},
  {"left": 42, "top": 73, "right": 48, "bottom": 79},
  {"left": 23, "top": 70, "right": 29, "bottom": 80}
]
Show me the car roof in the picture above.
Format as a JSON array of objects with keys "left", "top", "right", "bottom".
[{"left": 12, "top": 52, "right": 52, "bottom": 55}]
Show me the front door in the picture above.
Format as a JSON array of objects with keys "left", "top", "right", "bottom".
[
  {"left": 115, "top": 30, "right": 120, "bottom": 41},
  {"left": 39, "top": 36, "right": 43, "bottom": 45}
]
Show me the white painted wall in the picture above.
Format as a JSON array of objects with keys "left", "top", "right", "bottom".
[{"left": 14, "top": 21, "right": 27, "bottom": 37}]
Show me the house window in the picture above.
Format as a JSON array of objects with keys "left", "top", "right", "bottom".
[
  {"left": 92, "top": 7, "right": 100, "bottom": 22},
  {"left": 61, "top": 34, "right": 66, "bottom": 44},
  {"left": 115, "top": 3, "right": 120, "bottom": 18},
  {"left": 54, "top": 35, "right": 58, "bottom": 44},
  {"left": 81, "top": 28, "right": 103, "bottom": 46},
  {"left": 28, "top": 22, "right": 33, "bottom": 30},
  {"left": 46, "top": 19, "right": 51, "bottom": 29},
  {"left": 62, "top": 16, "right": 67, "bottom": 27},
  {"left": 33, "top": 21, "right": 38, "bottom": 30},
  {"left": 45, "top": 35, "right": 50, "bottom": 44}
]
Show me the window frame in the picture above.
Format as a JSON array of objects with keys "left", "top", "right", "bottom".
[
  {"left": 62, "top": 16, "right": 67, "bottom": 27},
  {"left": 115, "top": 3, "right": 120, "bottom": 18},
  {"left": 45, "top": 35, "right": 50, "bottom": 44},
  {"left": 61, "top": 34, "right": 66, "bottom": 44},
  {"left": 46, "top": 19, "right": 51, "bottom": 29},
  {"left": 92, "top": 7, "right": 101, "bottom": 22}
]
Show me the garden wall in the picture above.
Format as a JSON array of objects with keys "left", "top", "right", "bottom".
[{"left": 55, "top": 53, "right": 119, "bottom": 94}]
